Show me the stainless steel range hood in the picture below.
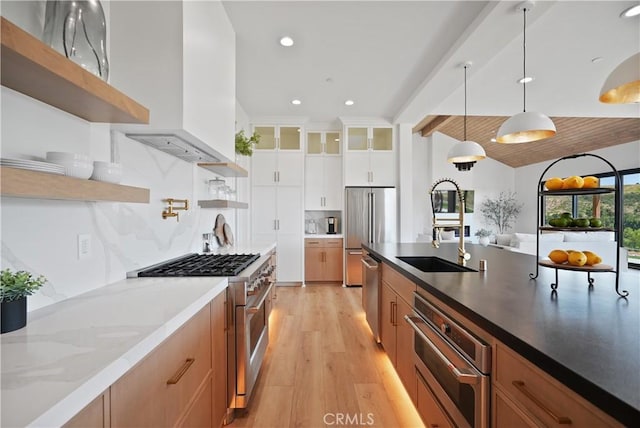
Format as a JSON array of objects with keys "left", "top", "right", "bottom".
[{"left": 125, "top": 131, "right": 223, "bottom": 163}]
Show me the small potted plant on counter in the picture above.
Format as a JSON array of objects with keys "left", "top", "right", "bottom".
[
  {"left": 1, "top": 269, "right": 46, "bottom": 333},
  {"left": 235, "top": 130, "right": 261, "bottom": 156},
  {"left": 474, "top": 229, "right": 493, "bottom": 247}
]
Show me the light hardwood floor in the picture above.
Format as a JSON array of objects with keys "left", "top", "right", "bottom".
[{"left": 229, "top": 285, "right": 424, "bottom": 428}]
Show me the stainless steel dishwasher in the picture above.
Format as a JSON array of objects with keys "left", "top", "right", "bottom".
[{"left": 361, "top": 253, "right": 381, "bottom": 343}]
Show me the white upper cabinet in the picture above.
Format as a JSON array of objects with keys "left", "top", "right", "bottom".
[
  {"left": 305, "top": 131, "right": 343, "bottom": 210},
  {"left": 253, "top": 125, "right": 303, "bottom": 151},
  {"left": 109, "top": 1, "right": 236, "bottom": 161},
  {"left": 344, "top": 125, "right": 395, "bottom": 186}
]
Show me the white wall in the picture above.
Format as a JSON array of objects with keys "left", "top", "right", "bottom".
[
  {"left": 0, "top": 1, "right": 240, "bottom": 311},
  {"left": 514, "top": 140, "right": 640, "bottom": 233}
]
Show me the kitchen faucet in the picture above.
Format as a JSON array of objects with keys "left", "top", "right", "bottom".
[{"left": 429, "top": 178, "right": 471, "bottom": 265}]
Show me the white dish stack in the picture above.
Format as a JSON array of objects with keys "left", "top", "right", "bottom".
[
  {"left": 45, "top": 152, "right": 123, "bottom": 183},
  {"left": 46, "top": 152, "right": 93, "bottom": 179}
]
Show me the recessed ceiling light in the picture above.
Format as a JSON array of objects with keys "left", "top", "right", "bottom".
[
  {"left": 620, "top": 4, "right": 640, "bottom": 18},
  {"left": 291, "top": 99, "right": 301, "bottom": 105},
  {"left": 279, "top": 36, "right": 294, "bottom": 47},
  {"left": 518, "top": 76, "right": 534, "bottom": 84},
  {"left": 344, "top": 100, "right": 354, "bottom": 106}
]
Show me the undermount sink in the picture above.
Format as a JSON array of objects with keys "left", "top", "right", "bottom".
[{"left": 397, "top": 256, "right": 477, "bottom": 273}]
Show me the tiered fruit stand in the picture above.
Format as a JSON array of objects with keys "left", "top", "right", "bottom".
[{"left": 529, "top": 153, "right": 628, "bottom": 297}]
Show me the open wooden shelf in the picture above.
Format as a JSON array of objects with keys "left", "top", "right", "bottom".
[
  {"left": 0, "top": 167, "right": 150, "bottom": 203},
  {"left": 198, "top": 200, "right": 248, "bottom": 209},
  {"left": 197, "top": 162, "right": 248, "bottom": 177},
  {"left": 0, "top": 17, "right": 149, "bottom": 124}
]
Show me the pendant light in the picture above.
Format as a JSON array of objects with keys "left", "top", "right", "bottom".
[
  {"left": 447, "top": 62, "right": 486, "bottom": 171},
  {"left": 496, "top": 1, "right": 556, "bottom": 144},
  {"left": 599, "top": 52, "right": 640, "bottom": 104}
]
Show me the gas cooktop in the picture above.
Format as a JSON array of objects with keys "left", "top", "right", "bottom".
[{"left": 136, "top": 253, "right": 260, "bottom": 277}]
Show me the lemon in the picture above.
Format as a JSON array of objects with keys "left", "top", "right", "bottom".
[
  {"left": 583, "top": 176, "right": 599, "bottom": 188},
  {"left": 583, "top": 251, "right": 602, "bottom": 266},
  {"left": 568, "top": 251, "right": 587, "bottom": 267},
  {"left": 563, "top": 175, "right": 584, "bottom": 189},
  {"left": 545, "top": 177, "right": 564, "bottom": 191},
  {"left": 548, "top": 249, "right": 569, "bottom": 264}
]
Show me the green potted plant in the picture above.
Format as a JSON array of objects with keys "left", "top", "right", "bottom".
[
  {"left": 474, "top": 228, "right": 493, "bottom": 246},
  {"left": 1, "top": 269, "right": 46, "bottom": 333},
  {"left": 235, "top": 130, "right": 261, "bottom": 156}
]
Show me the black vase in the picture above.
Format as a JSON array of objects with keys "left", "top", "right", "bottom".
[{"left": 1, "top": 297, "right": 27, "bottom": 333}]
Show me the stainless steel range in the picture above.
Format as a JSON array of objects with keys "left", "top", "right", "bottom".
[{"left": 128, "top": 250, "right": 276, "bottom": 424}]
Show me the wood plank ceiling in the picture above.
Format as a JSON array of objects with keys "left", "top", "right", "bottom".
[{"left": 416, "top": 116, "right": 640, "bottom": 168}]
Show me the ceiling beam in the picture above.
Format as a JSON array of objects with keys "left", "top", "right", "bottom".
[{"left": 418, "top": 115, "right": 455, "bottom": 137}]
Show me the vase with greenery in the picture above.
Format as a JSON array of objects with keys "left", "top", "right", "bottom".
[
  {"left": 474, "top": 228, "right": 492, "bottom": 246},
  {"left": 478, "top": 191, "right": 524, "bottom": 235},
  {"left": 235, "top": 130, "right": 261, "bottom": 156},
  {"left": 1, "top": 269, "right": 46, "bottom": 333}
]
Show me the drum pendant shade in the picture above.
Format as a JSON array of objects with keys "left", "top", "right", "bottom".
[
  {"left": 599, "top": 52, "right": 640, "bottom": 104},
  {"left": 496, "top": 2, "right": 556, "bottom": 144}
]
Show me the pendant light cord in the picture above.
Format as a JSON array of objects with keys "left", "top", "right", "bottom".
[
  {"left": 522, "top": 7, "right": 527, "bottom": 113},
  {"left": 464, "top": 65, "right": 468, "bottom": 140}
]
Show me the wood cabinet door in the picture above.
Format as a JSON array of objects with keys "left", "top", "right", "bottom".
[
  {"left": 324, "top": 246, "right": 343, "bottom": 282},
  {"left": 211, "top": 290, "right": 227, "bottom": 428},
  {"left": 64, "top": 392, "right": 109, "bottom": 428},
  {"left": 493, "top": 389, "right": 537, "bottom": 428},
  {"left": 178, "top": 379, "right": 213, "bottom": 428},
  {"left": 416, "top": 369, "right": 453, "bottom": 428},
  {"left": 305, "top": 246, "right": 325, "bottom": 282},
  {"left": 380, "top": 282, "right": 397, "bottom": 366},
  {"left": 395, "top": 296, "right": 416, "bottom": 403}
]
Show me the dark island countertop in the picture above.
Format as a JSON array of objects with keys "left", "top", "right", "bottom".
[{"left": 363, "top": 242, "right": 639, "bottom": 426}]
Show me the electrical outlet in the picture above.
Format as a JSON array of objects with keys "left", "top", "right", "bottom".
[{"left": 78, "top": 234, "right": 91, "bottom": 260}]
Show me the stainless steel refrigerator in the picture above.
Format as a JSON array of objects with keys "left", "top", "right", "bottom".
[{"left": 344, "top": 187, "right": 397, "bottom": 286}]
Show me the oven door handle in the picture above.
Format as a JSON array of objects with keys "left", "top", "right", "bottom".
[
  {"left": 247, "top": 281, "right": 274, "bottom": 314},
  {"left": 405, "top": 315, "right": 480, "bottom": 385}
]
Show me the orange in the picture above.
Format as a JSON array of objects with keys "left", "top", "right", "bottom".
[
  {"left": 548, "top": 249, "right": 569, "bottom": 264},
  {"left": 563, "top": 176, "right": 584, "bottom": 189},
  {"left": 582, "top": 176, "right": 599, "bottom": 188},
  {"left": 583, "top": 251, "right": 602, "bottom": 266},
  {"left": 544, "top": 177, "right": 564, "bottom": 191},
  {"left": 568, "top": 251, "right": 587, "bottom": 267}
]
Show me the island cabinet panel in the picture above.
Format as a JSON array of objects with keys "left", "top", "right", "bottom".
[
  {"left": 63, "top": 391, "right": 110, "bottom": 428},
  {"left": 416, "top": 370, "right": 453, "bottom": 428},
  {"left": 110, "top": 304, "right": 212, "bottom": 427},
  {"left": 211, "top": 290, "right": 228, "bottom": 428},
  {"left": 380, "top": 262, "right": 417, "bottom": 403},
  {"left": 493, "top": 342, "right": 622, "bottom": 428}
]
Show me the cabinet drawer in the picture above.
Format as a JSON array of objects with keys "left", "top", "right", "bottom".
[
  {"left": 304, "top": 238, "right": 343, "bottom": 248},
  {"left": 111, "top": 304, "right": 212, "bottom": 427},
  {"left": 494, "top": 343, "right": 620, "bottom": 427},
  {"left": 323, "top": 238, "right": 343, "bottom": 247},
  {"left": 381, "top": 263, "right": 416, "bottom": 304},
  {"left": 305, "top": 238, "right": 323, "bottom": 247}
]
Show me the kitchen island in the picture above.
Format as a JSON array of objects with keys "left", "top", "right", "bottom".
[{"left": 364, "top": 242, "right": 639, "bottom": 426}]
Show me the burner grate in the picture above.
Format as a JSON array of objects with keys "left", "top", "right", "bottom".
[{"left": 138, "top": 253, "right": 260, "bottom": 277}]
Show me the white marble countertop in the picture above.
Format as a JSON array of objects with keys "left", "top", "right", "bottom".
[
  {"left": 304, "top": 234, "right": 344, "bottom": 239},
  {"left": 0, "top": 276, "right": 228, "bottom": 428}
]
